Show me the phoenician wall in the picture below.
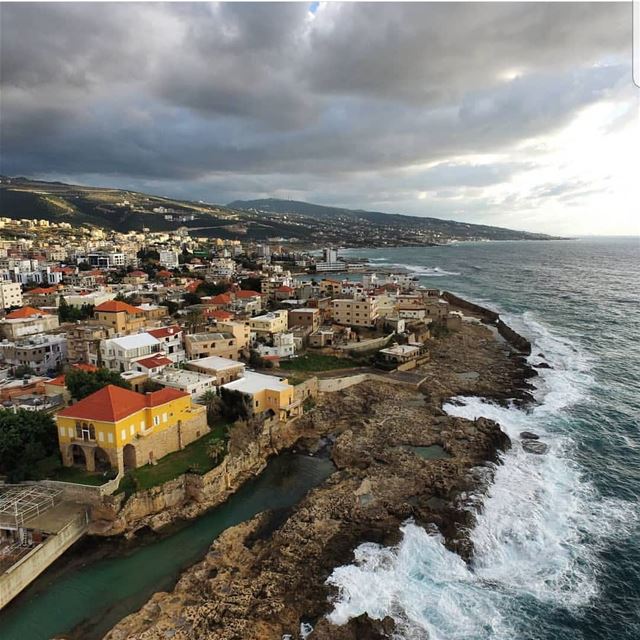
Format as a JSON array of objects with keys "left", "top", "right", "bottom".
[{"left": 441, "top": 291, "right": 532, "bottom": 355}]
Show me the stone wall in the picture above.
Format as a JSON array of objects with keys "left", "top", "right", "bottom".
[
  {"left": 441, "top": 291, "right": 531, "bottom": 355},
  {"left": 132, "top": 409, "right": 207, "bottom": 468},
  {"left": 317, "top": 374, "right": 369, "bottom": 393},
  {"left": 293, "top": 377, "right": 319, "bottom": 402}
]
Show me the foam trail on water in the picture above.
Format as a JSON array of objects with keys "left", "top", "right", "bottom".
[{"left": 326, "top": 315, "right": 637, "bottom": 639}]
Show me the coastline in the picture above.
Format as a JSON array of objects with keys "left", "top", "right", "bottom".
[{"left": 102, "top": 308, "right": 539, "bottom": 640}]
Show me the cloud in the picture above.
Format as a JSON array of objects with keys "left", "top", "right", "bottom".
[{"left": 0, "top": 2, "right": 635, "bottom": 234}]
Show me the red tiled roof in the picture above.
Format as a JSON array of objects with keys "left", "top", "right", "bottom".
[
  {"left": 57, "top": 384, "right": 189, "bottom": 422},
  {"left": 156, "top": 270, "right": 173, "bottom": 278},
  {"left": 275, "top": 285, "right": 294, "bottom": 293},
  {"left": 128, "top": 270, "right": 147, "bottom": 277},
  {"left": 146, "top": 325, "right": 181, "bottom": 339},
  {"left": 236, "top": 290, "right": 262, "bottom": 298},
  {"left": 26, "top": 286, "right": 59, "bottom": 295},
  {"left": 6, "top": 306, "right": 49, "bottom": 319},
  {"left": 204, "top": 309, "right": 233, "bottom": 320},
  {"left": 210, "top": 293, "right": 232, "bottom": 304},
  {"left": 145, "top": 387, "right": 189, "bottom": 406},
  {"left": 57, "top": 385, "right": 147, "bottom": 421},
  {"left": 134, "top": 355, "right": 173, "bottom": 369},
  {"left": 94, "top": 300, "right": 142, "bottom": 314}
]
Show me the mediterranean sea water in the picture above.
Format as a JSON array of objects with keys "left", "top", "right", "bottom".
[{"left": 328, "top": 237, "right": 640, "bottom": 640}]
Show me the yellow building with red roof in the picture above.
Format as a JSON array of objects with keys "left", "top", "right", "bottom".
[
  {"left": 93, "top": 300, "right": 147, "bottom": 335},
  {"left": 55, "top": 384, "right": 207, "bottom": 473}
]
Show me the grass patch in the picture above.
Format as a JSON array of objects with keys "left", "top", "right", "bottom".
[
  {"left": 279, "top": 353, "right": 355, "bottom": 373},
  {"left": 49, "top": 465, "right": 109, "bottom": 486},
  {"left": 119, "top": 421, "right": 229, "bottom": 492}
]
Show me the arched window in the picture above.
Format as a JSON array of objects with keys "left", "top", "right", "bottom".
[
  {"left": 89, "top": 424, "right": 96, "bottom": 440},
  {"left": 75, "top": 422, "right": 82, "bottom": 439}
]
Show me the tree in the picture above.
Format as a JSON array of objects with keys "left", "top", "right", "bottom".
[
  {"left": 66, "top": 367, "right": 132, "bottom": 401},
  {"left": 13, "top": 364, "right": 35, "bottom": 378},
  {"left": 0, "top": 410, "right": 58, "bottom": 482},
  {"left": 200, "top": 389, "right": 222, "bottom": 424},
  {"left": 220, "top": 388, "right": 251, "bottom": 421},
  {"left": 184, "top": 309, "right": 205, "bottom": 334},
  {"left": 58, "top": 296, "right": 94, "bottom": 322},
  {"left": 206, "top": 439, "right": 226, "bottom": 464},
  {"left": 239, "top": 277, "right": 262, "bottom": 292},
  {"left": 183, "top": 292, "right": 202, "bottom": 306}
]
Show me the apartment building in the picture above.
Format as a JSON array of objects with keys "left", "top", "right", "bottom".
[
  {"left": 184, "top": 332, "right": 241, "bottom": 360},
  {"left": 185, "top": 355, "right": 245, "bottom": 385},
  {"left": 332, "top": 297, "right": 379, "bottom": 328},
  {"left": 249, "top": 310, "right": 288, "bottom": 337},
  {"left": 0, "top": 282, "right": 22, "bottom": 309},
  {"left": 0, "top": 334, "right": 68, "bottom": 375}
]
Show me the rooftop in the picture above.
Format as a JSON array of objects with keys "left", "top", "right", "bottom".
[
  {"left": 94, "top": 300, "right": 143, "bottom": 314},
  {"left": 222, "top": 370, "right": 290, "bottom": 395},
  {"left": 57, "top": 384, "right": 189, "bottom": 422},
  {"left": 4, "top": 306, "right": 49, "bottom": 320},
  {"left": 187, "top": 355, "right": 244, "bottom": 371},
  {"left": 108, "top": 333, "right": 161, "bottom": 350}
]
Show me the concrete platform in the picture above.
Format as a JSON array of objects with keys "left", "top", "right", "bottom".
[{"left": 24, "top": 501, "right": 88, "bottom": 534}]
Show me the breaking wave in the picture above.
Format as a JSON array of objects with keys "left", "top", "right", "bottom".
[{"left": 325, "top": 314, "right": 637, "bottom": 639}]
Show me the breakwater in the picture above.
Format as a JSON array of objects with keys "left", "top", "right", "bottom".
[{"left": 441, "top": 291, "right": 532, "bottom": 355}]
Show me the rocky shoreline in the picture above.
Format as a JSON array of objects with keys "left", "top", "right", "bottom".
[{"left": 103, "top": 319, "right": 538, "bottom": 640}]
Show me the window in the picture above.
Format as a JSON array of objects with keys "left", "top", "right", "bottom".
[
  {"left": 162, "top": 413, "right": 167, "bottom": 423},
  {"left": 140, "top": 420, "right": 145, "bottom": 430},
  {"left": 130, "top": 425, "right": 135, "bottom": 435},
  {"left": 154, "top": 415, "right": 160, "bottom": 426},
  {"left": 108, "top": 433, "right": 114, "bottom": 443},
  {"left": 121, "top": 429, "right": 127, "bottom": 441}
]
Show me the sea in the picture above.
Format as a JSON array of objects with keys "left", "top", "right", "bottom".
[{"left": 325, "top": 237, "right": 640, "bottom": 640}]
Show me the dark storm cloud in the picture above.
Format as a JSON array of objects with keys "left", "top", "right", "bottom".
[{"left": 0, "top": 2, "right": 632, "bottom": 216}]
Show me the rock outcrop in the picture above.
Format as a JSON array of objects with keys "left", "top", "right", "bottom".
[{"left": 104, "top": 320, "right": 534, "bottom": 640}]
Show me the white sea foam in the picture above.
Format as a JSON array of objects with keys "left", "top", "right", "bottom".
[
  {"left": 390, "top": 263, "right": 462, "bottom": 277},
  {"left": 325, "top": 315, "right": 636, "bottom": 638}
]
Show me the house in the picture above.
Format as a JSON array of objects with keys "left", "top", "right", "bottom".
[
  {"left": 288, "top": 308, "right": 321, "bottom": 333},
  {"left": 397, "top": 305, "right": 427, "bottom": 321},
  {"left": 43, "top": 363, "right": 98, "bottom": 403},
  {"left": 378, "top": 343, "right": 426, "bottom": 365},
  {"left": 145, "top": 325, "right": 185, "bottom": 362},
  {"left": 208, "top": 320, "right": 250, "bottom": 350},
  {"left": 137, "top": 303, "right": 168, "bottom": 323},
  {"left": 151, "top": 367, "right": 217, "bottom": 398},
  {"left": 274, "top": 285, "right": 295, "bottom": 301},
  {"left": 184, "top": 332, "right": 241, "bottom": 360},
  {"left": 249, "top": 310, "right": 288, "bottom": 337},
  {"left": 64, "top": 291, "right": 116, "bottom": 309},
  {"left": 93, "top": 300, "right": 147, "bottom": 335},
  {"left": 123, "top": 270, "right": 149, "bottom": 285},
  {"left": 132, "top": 354, "right": 173, "bottom": 376},
  {"left": 97, "top": 333, "right": 162, "bottom": 371},
  {"left": 233, "top": 290, "right": 263, "bottom": 314},
  {"left": 222, "top": 371, "right": 301, "bottom": 422},
  {"left": 256, "top": 332, "right": 296, "bottom": 359},
  {"left": 185, "top": 355, "right": 245, "bottom": 385},
  {"left": 67, "top": 324, "right": 111, "bottom": 364},
  {"left": 0, "top": 306, "right": 59, "bottom": 340},
  {"left": 55, "top": 385, "right": 207, "bottom": 472}
]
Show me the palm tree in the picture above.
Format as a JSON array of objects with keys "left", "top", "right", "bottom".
[{"left": 207, "top": 439, "right": 226, "bottom": 464}]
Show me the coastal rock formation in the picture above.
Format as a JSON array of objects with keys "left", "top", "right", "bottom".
[{"left": 104, "top": 320, "right": 534, "bottom": 640}]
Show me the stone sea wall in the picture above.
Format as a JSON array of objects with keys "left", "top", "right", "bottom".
[{"left": 441, "top": 290, "right": 531, "bottom": 355}]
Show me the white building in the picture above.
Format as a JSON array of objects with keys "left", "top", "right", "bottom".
[
  {"left": 145, "top": 325, "right": 185, "bottom": 362},
  {"left": 158, "top": 250, "right": 179, "bottom": 269},
  {"left": 0, "top": 282, "right": 22, "bottom": 309},
  {"left": 256, "top": 332, "right": 296, "bottom": 359},
  {"left": 151, "top": 367, "right": 217, "bottom": 398},
  {"left": 98, "top": 333, "right": 162, "bottom": 372}
]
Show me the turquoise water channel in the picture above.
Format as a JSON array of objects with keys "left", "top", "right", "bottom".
[{"left": 0, "top": 453, "right": 334, "bottom": 640}]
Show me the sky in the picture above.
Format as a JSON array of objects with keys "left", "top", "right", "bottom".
[{"left": 1, "top": 2, "right": 638, "bottom": 235}]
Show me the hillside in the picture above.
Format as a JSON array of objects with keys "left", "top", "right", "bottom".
[
  {"left": 0, "top": 177, "right": 559, "bottom": 246},
  {"left": 227, "top": 198, "right": 556, "bottom": 241}
]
